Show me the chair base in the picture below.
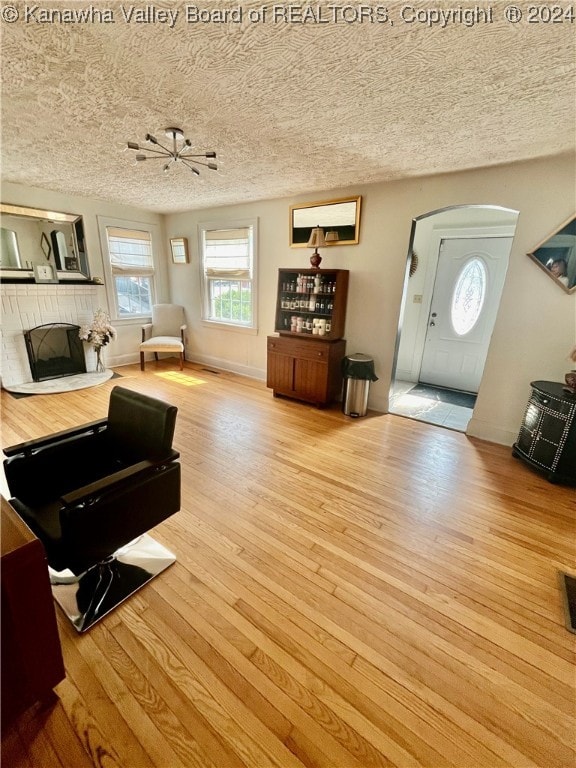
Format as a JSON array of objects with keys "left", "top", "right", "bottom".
[{"left": 49, "top": 534, "right": 176, "bottom": 633}]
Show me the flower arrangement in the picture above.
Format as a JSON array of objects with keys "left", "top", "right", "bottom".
[{"left": 79, "top": 309, "right": 116, "bottom": 372}]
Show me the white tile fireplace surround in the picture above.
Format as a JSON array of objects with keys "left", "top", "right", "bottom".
[{"left": 1, "top": 283, "right": 102, "bottom": 387}]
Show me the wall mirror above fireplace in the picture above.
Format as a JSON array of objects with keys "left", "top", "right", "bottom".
[
  {"left": 527, "top": 214, "right": 576, "bottom": 294},
  {"left": 289, "top": 196, "right": 362, "bottom": 247},
  {"left": 0, "top": 203, "right": 90, "bottom": 282}
]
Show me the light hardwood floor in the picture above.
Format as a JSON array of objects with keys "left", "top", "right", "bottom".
[{"left": 2, "top": 361, "right": 575, "bottom": 768}]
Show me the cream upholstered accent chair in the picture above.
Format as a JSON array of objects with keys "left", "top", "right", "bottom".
[{"left": 140, "top": 304, "right": 187, "bottom": 371}]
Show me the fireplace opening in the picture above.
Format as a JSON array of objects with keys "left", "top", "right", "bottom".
[{"left": 24, "top": 323, "right": 87, "bottom": 382}]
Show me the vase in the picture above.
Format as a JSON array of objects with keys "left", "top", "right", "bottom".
[
  {"left": 564, "top": 370, "right": 576, "bottom": 395},
  {"left": 95, "top": 346, "right": 105, "bottom": 373}
]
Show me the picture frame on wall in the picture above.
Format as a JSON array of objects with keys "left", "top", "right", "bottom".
[
  {"left": 33, "top": 263, "right": 59, "bottom": 284},
  {"left": 170, "top": 237, "right": 189, "bottom": 264}
]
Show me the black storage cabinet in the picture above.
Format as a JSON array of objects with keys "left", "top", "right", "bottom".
[{"left": 512, "top": 380, "right": 576, "bottom": 485}]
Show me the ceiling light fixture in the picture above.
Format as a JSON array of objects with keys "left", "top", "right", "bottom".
[{"left": 126, "top": 127, "right": 217, "bottom": 175}]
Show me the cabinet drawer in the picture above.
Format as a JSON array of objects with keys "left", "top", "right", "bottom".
[
  {"left": 530, "top": 390, "right": 575, "bottom": 417},
  {"left": 268, "top": 338, "right": 329, "bottom": 361}
]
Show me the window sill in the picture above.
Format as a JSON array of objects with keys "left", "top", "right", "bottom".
[
  {"left": 201, "top": 320, "right": 258, "bottom": 335},
  {"left": 112, "top": 316, "right": 152, "bottom": 326}
]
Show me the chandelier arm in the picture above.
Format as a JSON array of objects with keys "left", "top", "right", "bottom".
[
  {"left": 136, "top": 155, "right": 171, "bottom": 160},
  {"left": 185, "top": 159, "right": 218, "bottom": 169},
  {"left": 148, "top": 139, "right": 174, "bottom": 156},
  {"left": 180, "top": 160, "right": 201, "bottom": 175},
  {"left": 130, "top": 146, "right": 171, "bottom": 157}
]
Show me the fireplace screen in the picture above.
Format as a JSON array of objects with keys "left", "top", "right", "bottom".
[{"left": 24, "top": 323, "right": 87, "bottom": 382}]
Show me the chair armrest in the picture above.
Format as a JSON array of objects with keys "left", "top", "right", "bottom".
[
  {"left": 141, "top": 323, "right": 153, "bottom": 342},
  {"left": 3, "top": 419, "right": 108, "bottom": 458},
  {"left": 60, "top": 449, "right": 180, "bottom": 506},
  {"left": 180, "top": 324, "right": 187, "bottom": 331}
]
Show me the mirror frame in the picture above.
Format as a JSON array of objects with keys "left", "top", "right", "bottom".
[
  {"left": 0, "top": 203, "right": 90, "bottom": 281},
  {"left": 527, "top": 214, "right": 576, "bottom": 294},
  {"left": 289, "top": 196, "right": 362, "bottom": 248}
]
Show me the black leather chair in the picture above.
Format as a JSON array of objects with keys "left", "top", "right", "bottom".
[{"left": 3, "top": 386, "right": 181, "bottom": 632}]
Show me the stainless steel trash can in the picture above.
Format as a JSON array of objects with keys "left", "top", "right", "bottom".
[
  {"left": 343, "top": 377, "right": 370, "bottom": 417},
  {"left": 342, "top": 353, "right": 378, "bottom": 418}
]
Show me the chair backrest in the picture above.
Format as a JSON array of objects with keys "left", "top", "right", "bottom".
[
  {"left": 151, "top": 304, "right": 185, "bottom": 337},
  {"left": 106, "top": 386, "right": 177, "bottom": 463}
]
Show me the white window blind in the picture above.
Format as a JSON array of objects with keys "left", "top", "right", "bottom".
[
  {"left": 107, "top": 227, "right": 154, "bottom": 275},
  {"left": 204, "top": 228, "right": 251, "bottom": 278}
]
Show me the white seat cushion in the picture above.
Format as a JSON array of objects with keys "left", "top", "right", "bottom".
[{"left": 140, "top": 336, "right": 183, "bottom": 353}]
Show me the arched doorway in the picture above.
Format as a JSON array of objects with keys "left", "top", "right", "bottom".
[{"left": 390, "top": 205, "right": 519, "bottom": 432}]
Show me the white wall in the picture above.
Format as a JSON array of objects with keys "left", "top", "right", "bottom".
[{"left": 164, "top": 152, "right": 575, "bottom": 446}]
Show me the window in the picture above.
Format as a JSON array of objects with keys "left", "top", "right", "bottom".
[
  {"left": 99, "top": 222, "right": 157, "bottom": 320},
  {"left": 451, "top": 257, "right": 487, "bottom": 336},
  {"left": 199, "top": 219, "right": 257, "bottom": 329}
]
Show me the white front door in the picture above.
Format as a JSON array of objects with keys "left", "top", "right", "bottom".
[{"left": 419, "top": 237, "right": 512, "bottom": 393}]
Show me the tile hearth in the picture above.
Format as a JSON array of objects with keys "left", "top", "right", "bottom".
[{"left": 3, "top": 370, "right": 114, "bottom": 395}]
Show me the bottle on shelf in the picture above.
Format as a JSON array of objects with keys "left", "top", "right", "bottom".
[{"left": 275, "top": 268, "right": 348, "bottom": 340}]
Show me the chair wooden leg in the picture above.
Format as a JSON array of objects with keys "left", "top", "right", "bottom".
[
  {"left": 180, "top": 352, "right": 184, "bottom": 371},
  {"left": 140, "top": 352, "right": 145, "bottom": 371},
  {"left": 154, "top": 352, "right": 159, "bottom": 362}
]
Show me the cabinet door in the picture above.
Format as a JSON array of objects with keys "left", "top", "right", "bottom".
[
  {"left": 294, "top": 358, "right": 328, "bottom": 402},
  {"left": 267, "top": 350, "right": 294, "bottom": 393},
  {"left": 532, "top": 411, "right": 569, "bottom": 469},
  {"left": 516, "top": 402, "right": 541, "bottom": 453}
]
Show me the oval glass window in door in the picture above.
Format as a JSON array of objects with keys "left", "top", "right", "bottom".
[{"left": 451, "top": 257, "right": 487, "bottom": 336}]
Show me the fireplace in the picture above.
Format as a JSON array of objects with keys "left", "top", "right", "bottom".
[{"left": 24, "top": 324, "right": 87, "bottom": 382}]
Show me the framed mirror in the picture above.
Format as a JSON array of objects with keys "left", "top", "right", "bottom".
[
  {"left": 527, "top": 215, "right": 576, "bottom": 294},
  {"left": 289, "top": 196, "right": 362, "bottom": 247},
  {"left": 0, "top": 203, "right": 90, "bottom": 281},
  {"left": 170, "top": 236, "right": 189, "bottom": 264}
]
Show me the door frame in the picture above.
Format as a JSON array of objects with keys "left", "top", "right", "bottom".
[
  {"left": 390, "top": 205, "right": 519, "bottom": 418},
  {"left": 412, "top": 226, "right": 516, "bottom": 384}
]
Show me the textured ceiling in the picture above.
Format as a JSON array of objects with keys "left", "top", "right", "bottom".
[{"left": 1, "top": 1, "right": 575, "bottom": 213}]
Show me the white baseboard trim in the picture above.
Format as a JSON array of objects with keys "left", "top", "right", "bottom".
[
  {"left": 466, "top": 416, "right": 516, "bottom": 446},
  {"left": 109, "top": 350, "right": 266, "bottom": 381},
  {"left": 366, "top": 393, "right": 388, "bottom": 414},
  {"left": 109, "top": 353, "right": 140, "bottom": 367},
  {"left": 188, "top": 353, "right": 266, "bottom": 381},
  {"left": 394, "top": 369, "right": 416, "bottom": 383}
]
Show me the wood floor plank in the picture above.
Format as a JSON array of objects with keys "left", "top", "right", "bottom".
[
  {"left": 145, "top": 578, "right": 374, "bottom": 768},
  {"left": 119, "top": 599, "right": 309, "bottom": 768},
  {"left": 2, "top": 361, "right": 575, "bottom": 768}
]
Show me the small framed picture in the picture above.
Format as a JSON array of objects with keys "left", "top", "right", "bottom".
[
  {"left": 170, "top": 237, "right": 189, "bottom": 264},
  {"left": 33, "top": 263, "right": 58, "bottom": 283}
]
